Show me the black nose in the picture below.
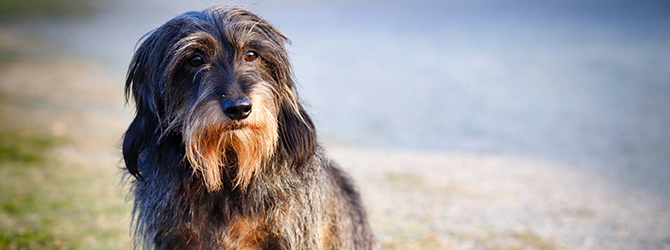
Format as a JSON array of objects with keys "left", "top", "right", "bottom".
[{"left": 222, "top": 97, "right": 252, "bottom": 120}]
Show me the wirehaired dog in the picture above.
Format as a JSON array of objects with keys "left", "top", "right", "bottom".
[{"left": 122, "top": 5, "right": 374, "bottom": 250}]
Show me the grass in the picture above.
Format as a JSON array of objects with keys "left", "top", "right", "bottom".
[
  {"left": 0, "top": 129, "right": 60, "bottom": 164},
  {"left": 0, "top": 124, "right": 131, "bottom": 249},
  {"left": 0, "top": 128, "right": 72, "bottom": 249}
]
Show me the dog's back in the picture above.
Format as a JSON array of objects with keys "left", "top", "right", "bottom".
[{"left": 123, "top": 6, "right": 374, "bottom": 249}]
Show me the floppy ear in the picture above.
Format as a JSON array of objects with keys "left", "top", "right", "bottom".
[
  {"left": 123, "top": 28, "right": 168, "bottom": 181},
  {"left": 277, "top": 98, "right": 317, "bottom": 166},
  {"left": 125, "top": 29, "right": 167, "bottom": 119},
  {"left": 122, "top": 115, "right": 157, "bottom": 181}
]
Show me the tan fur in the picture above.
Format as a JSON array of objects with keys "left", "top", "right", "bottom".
[
  {"left": 221, "top": 216, "right": 268, "bottom": 249},
  {"left": 184, "top": 81, "right": 278, "bottom": 191}
]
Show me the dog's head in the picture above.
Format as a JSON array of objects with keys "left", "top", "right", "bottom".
[{"left": 123, "top": 6, "right": 316, "bottom": 191}]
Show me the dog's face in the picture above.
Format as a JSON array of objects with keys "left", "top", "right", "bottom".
[{"left": 123, "top": 6, "right": 316, "bottom": 191}]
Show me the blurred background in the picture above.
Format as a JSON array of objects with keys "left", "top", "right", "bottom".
[{"left": 0, "top": 0, "right": 668, "bottom": 249}]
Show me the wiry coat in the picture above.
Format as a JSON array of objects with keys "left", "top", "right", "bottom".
[{"left": 122, "top": 6, "right": 374, "bottom": 250}]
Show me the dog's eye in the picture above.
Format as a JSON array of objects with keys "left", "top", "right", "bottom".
[
  {"left": 188, "top": 55, "right": 205, "bottom": 67},
  {"left": 244, "top": 51, "right": 258, "bottom": 62}
]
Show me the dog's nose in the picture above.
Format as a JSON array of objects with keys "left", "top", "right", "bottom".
[{"left": 222, "top": 97, "right": 252, "bottom": 120}]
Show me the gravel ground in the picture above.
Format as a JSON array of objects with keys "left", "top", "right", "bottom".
[
  {"left": 329, "top": 146, "right": 670, "bottom": 249},
  {"left": 3, "top": 0, "right": 669, "bottom": 249}
]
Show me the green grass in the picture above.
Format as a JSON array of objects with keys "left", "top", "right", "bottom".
[
  {"left": 0, "top": 128, "right": 131, "bottom": 249},
  {"left": 0, "top": 129, "right": 59, "bottom": 164},
  {"left": 0, "top": 96, "right": 130, "bottom": 249},
  {"left": 0, "top": 230, "right": 73, "bottom": 250},
  {"left": 0, "top": 129, "right": 71, "bottom": 249}
]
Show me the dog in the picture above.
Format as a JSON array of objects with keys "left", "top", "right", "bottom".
[{"left": 122, "top": 5, "right": 374, "bottom": 250}]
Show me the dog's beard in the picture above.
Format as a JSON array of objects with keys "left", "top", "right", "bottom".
[{"left": 183, "top": 82, "right": 278, "bottom": 192}]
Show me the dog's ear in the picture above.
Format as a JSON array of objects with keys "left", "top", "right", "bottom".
[
  {"left": 123, "top": 26, "right": 174, "bottom": 180},
  {"left": 277, "top": 98, "right": 317, "bottom": 166},
  {"left": 123, "top": 115, "right": 158, "bottom": 181},
  {"left": 125, "top": 28, "right": 171, "bottom": 119},
  {"left": 125, "top": 13, "right": 204, "bottom": 125}
]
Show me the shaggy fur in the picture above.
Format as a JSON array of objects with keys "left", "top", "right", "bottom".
[{"left": 122, "top": 5, "right": 374, "bottom": 250}]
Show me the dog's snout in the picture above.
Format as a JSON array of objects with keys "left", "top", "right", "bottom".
[{"left": 222, "top": 97, "right": 252, "bottom": 120}]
